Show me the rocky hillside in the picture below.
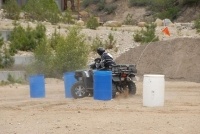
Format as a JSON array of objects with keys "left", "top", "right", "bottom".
[{"left": 79, "top": 0, "right": 200, "bottom": 23}]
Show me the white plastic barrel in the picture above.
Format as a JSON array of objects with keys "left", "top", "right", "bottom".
[{"left": 143, "top": 74, "right": 165, "bottom": 107}]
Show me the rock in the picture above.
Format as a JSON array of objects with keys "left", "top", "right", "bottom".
[
  {"left": 103, "top": 21, "right": 122, "bottom": 27},
  {"left": 72, "top": 15, "right": 79, "bottom": 20},
  {"left": 76, "top": 18, "right": 84, "bottom": 26},
  {"left": 181, "top": 23, "right": 195, "bottom": 29},
  {"left": 19, "top": 12, "right": 25, "bottom": 19},
  {"left": 137, "top": 22, "right": 146, "bottom": 27},
  {"left": 163, "top": 18, "right": 173, "bottom": 26},
  {"left": 144, "top": 11, "right": 152, "bottom": 16},
  {"left": 155, "top": 18, "right": 163, "bottom": 26},
  {"left": 79, "top": 11, "right": 89, "bottom": 19}
]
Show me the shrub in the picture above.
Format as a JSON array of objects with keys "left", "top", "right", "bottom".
[
  {"left": 32, "top": 38, "right": 55, "bottom": 77},
  {"left": 9, "top": 23, "right": 46, "bottom": 55},
  {"left": 23, "top": 0, "right": 61, "bottom": 24},
  {"left": 96, "top": 0, "right": 106, "bottom": 11},
  {"left": 82, "top": 0, "right": 104, "bottom": 8},
  {"left": 156, "top": 6, "right": 180, "bottom": 20},
  {"left": 62, "top": 9, "right": 75, "bottom": 24},
  {"left": 49, "top": 29, "right": 63, "bottom": 50},
  {"left": 32, "top": 26, "right": 89, "bottom": 77},
  {"left": 129, "top": 0, "right": 149, "bottom": 7},
  {"left": 123, "top": 14, "right": 136, "bottom": 25},
  {"left": 86, "top": 16, "right": 99, "bottom": 30},
  {"left": 105, "top": 33, "right": 116, "bottom": 49},
  {"left": 7, "top": 74, "right": 22, "bottom": 84},
  {"left": 54, "top": 27, "right": 89, "bottom": 73},
  {"left": 149, "top": 0, "right": 181, "bottom": 21},
  {"left": 90, "top": 36, "right": 104, "bottom": 52},
  {"left": 90, "top": 33, "right": 116, "bottom": 51},
  {"left": 0, "top": 34, "right": 14, "bottom": 68},
  {"left": 104, "top": 4, "right": 117, "bottom": 14},
  {"left": 0, "top": 47, "right": 14, "bottom": 68},
  {"left": 2, "top": 0, "right": 20, "bottom": 20},
  {"left": 0, "top": 34, "right": 3, "bottom": 47},
  {"left": 133, "top": 23, "right": 159, "bottom": 43},
  {"left": 181, "top": 0, "right": 200, "bottom": 5},
  {"left": 82, "top": 0, "right": 93, "bottom": 8},
  {"left": 133, "top": 30, "right": 143, "bottom": 42},
  {"left": 195, "top": 18, "right": 200, "bottom": 33}
]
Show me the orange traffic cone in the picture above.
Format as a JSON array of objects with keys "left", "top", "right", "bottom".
[{"left": 162, "top": 27, "right": 170, "bottom": 36}]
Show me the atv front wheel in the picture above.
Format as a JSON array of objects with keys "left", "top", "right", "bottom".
[
  {"left": 127, "top": 81, "right": 136, "bottom": 95},
  {"left": 112, "top": 83, "right": 117, "bottom": 98},
  {"left": 71, "top": 81, "right": 88, "bottom": 99}
]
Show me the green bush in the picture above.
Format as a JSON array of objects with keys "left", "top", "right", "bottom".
[
  {"left": 105, "top": 33, "right": 116, "bottom": 49},
  {"left": 129, "top": 0, "right": 181, "bottom": 21},
  {"left": 150, "top": 0, "right": 181, "bottom": 21},
  {"left": 123, "top": 14, "right": 136, "bottom": 25},
  {"left": 0, "top": 34, "right": 14, "bottom": 68},
  {"left": 133, "top": 30, "right": 143, "bottom": 42},
  {"left": 49, "top": 29, "right": 63, "bottom": 50},
  {"left": 54, "top": 27, "right": 89, "bottom": 73},
  {"left": 7, "top": 74, "right": 23, "bottom": 84},
  {"left": 3, "top": 0, "right": 20, "bottom": 20},
  {"left": 195, "top": 18, "right": 200, "bottom": 33},
  {"left": 129, "top": 0, "right": 149, "bottom": 7},
  {"left": 82, "top": 0, "right": 93, "bottom": 8},
  {"left": 62, "top": 9, "right": 75, "bottom": 24},
  {"left": 104, "top": 4, "right": 117, "bottom": 14},
  {"left": 156, "top": 6, "right": 180, "bottom": 20},
  {"left": 9, "top": 23, "right": 46, "bottom": 55},
  {"left": 32, "top": 38, "right": 55, "bottom": 77},
  {"left": 181, "top": 0, "right": 200, "bottom": 5},
  {"left": 90, "top": 33, "right": 116, "bottom": 51},
  {"left": 23, "top": 0, "right": 61, "bottom": 24},
  {"left": 133, "top": 23, "right": 159, "bottom": 43},
  {"left": 97, "top": 0, "right": 106, "bottom": 11},
  {"left": 0, "top": 34, "right": 3, "bottom": 47},
  {"left": 90, "top": 36, "right": 104, "bottom": 52},
  {"left": 82, "top": 0, "right": 102, "bottom": 8},
  {"left": 86, "top": 16, "right": 99, "bottom": 30},
  {"left": 31, "top": 26, "right": 89, "bottom": 77},
  {"left": 0, "top": 47, "right": 14, "bottom": 68}
]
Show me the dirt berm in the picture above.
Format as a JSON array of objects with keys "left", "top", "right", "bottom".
[{"left": 115, "top": 38, "right": 200, "bottom": 83}]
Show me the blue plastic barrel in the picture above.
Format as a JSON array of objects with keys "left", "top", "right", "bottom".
[
  {"left": 29, "top": 74, "right": 45, "bottom": 98},
  {"left": 64, "top": 72, "right": 77, "bottom": 98},
  {"left": 94, "top": 71, "right": 112, "bottom": 100}
]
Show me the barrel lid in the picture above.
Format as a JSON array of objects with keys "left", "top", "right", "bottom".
[{"left": 144, "top": 74, "right": 165, "bottom": 77}]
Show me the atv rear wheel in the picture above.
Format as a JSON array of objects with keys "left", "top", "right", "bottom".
[
  {"left": 71, "top": 81, "right": 88, "bottom": 99},
  {"left": 127, "top": 81, "right": 136, "bottom": 95}
]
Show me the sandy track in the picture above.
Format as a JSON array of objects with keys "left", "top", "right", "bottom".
[{"left": 0, "top": 80, "right": 200, "bottom": 134}]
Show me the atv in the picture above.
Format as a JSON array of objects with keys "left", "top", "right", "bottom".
[{"left": 71, "top": 59, "right": 137, "bottom": 99}]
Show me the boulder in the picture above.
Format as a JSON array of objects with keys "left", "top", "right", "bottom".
[
  {"left": 138, "top": 22, "right": 146, "bottom": 27},
  {"left": 76, "top": 18, "right": 84, "bottom": 26},
  {"left": 79, "top": 11, "right": 89, "bottom": 18},
  {"left": 103, "top": 21, "right": 122, "bottom": 27},
  {"left": 163, "top": 19, "right": 173, "bottom": 26},
  {"left": 155, "top": 18, "right": 163, "bottom": 26}
]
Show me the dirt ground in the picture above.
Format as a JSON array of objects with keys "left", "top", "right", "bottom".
[{"left": 0, "top": 78, "right": 199, "bottom": 134}]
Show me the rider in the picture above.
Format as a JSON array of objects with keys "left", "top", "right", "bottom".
[{"left": 96, "top": 47, "right": 116, "bottom": 70}]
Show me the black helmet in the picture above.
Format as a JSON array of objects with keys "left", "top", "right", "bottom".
[{"left": 97, "top": 47, "right": 105, "bottom": 56}]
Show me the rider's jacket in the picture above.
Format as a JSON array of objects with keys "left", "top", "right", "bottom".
[{"left": 100, "top": 52, "right": 116, "bottom": 69}]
